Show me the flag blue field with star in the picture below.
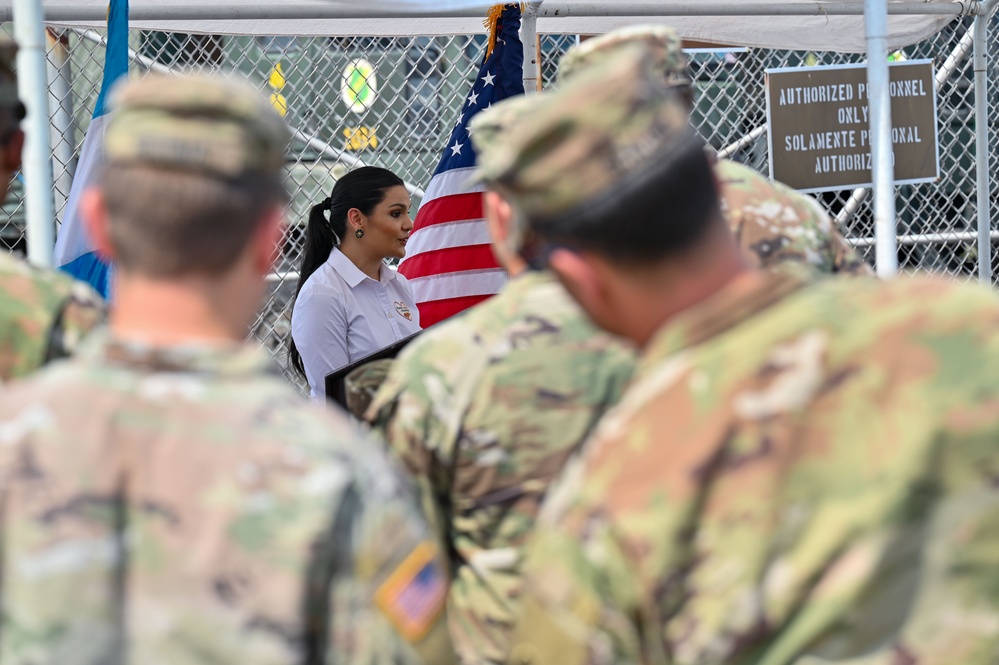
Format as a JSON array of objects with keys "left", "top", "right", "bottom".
[
  {"left": 53, "top": 0, "right": 129, "bottom": 298},
  {"left": 430, "top": 16, "right": 524, "bottom": 177},
  {"left": 398, "top": 3, "right": 525, "bottom": 327}
]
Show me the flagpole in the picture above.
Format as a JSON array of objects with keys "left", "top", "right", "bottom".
[
  {"left": 522, "top": 2, "right": 541, "bottom": 93},
  {"left": 13, "top": 0, "right": 56, "bottom": 267}
]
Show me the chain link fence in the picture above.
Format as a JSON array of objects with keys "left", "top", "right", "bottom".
[
  {"left": 688, "top": 16, "right": 992, "bottom": 281},
  {"left": 0, "top": 15, "right": 995, "bottom": 388}
]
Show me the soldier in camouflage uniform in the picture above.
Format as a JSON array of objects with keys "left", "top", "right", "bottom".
[
  {"left": 0, "top": 39, "right": 104, "bottom": 381},
  {"left": 0, "top": 74, "right": 454, "bottom": 665},
  {"left": 560, "top": 25, "right": 871, "bottom": 275},
  {"left": 472, "top": 44, "right": 999, "bottom": 665},
  {"left": 365, "top": 93, "right": 636, "bottom": 665}
]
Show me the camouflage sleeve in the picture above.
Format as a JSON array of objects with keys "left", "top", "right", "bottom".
[
  {"left": 321, "top": 445, "right": 456, "bottom": 665},
  {"left": 44, "top": 280, "right": 105, "bottom": 364},
  {"left": 366, "top": 333, "right": 488, "bottom": 554}
]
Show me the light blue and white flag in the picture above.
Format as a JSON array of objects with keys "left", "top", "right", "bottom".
[{"left": 53, "top": 0, "right": 128, "bottom": 298}]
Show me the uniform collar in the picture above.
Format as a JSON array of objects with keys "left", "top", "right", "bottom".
[
  {"left": 504, "top": 268, "right": 556, "bottom": 291},
  {"left": 79, "top": 331, "right": 278, "bottom": 378},
  {"left": 328, "top": 247, "right": 397, "bottom": 288},
  {"left": 638, "top": 271, "right": 806, "bottom": 376}
]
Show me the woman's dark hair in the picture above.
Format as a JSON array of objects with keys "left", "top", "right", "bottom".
[{"left": 289, "top": 166, "right": 405, "bottom": 379}]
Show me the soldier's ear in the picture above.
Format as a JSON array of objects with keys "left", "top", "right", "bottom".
[
  {"left": 548, "top": 248, "right": 605, "bottom": 315},
  {"left": 549, "top": 247, "right": 635, "bottom": 340},
  {"left": 711, "top": 166, "right": 722, "bottom": 196},
  {"left": 484, "top": 191, "right": 512, "bottom": 243},
  {"left": 81, "top": 188, "right": 116, "bottom": 262}
]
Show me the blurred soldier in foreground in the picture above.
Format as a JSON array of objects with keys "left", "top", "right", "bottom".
[
  {"left": 478, "top": 45, "right": 999, "bottom": 665},
  {"left": 0, "top": 74, "right": 453, "bottom": 665},
  {"left": 560, "top": 25, "right": 872, "bottom": 275},
  {"left": 0, "top": 40, "right": 103, "bottom": 381},
  {"left": 365, "top": 95, "right": 636, "bottom": 665}
]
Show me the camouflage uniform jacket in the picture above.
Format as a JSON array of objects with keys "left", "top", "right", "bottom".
[
  {"left": 717, "top": 158, "right": 872, "bottom": 275},
  {"left": 512, "top": 272, "right": 999, "bottom": 665},
  {"left": 0, "top": 334, "right": 454, "bottom": 665},
  {"left": 367, "top": 270, "right": 636, "bottom": 665},
  {"left": 0, "top": 251, "right": 104, "bottom": 381}
]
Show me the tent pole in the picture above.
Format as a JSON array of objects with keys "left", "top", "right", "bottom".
[
  {"left": 522, "top": 2, "right": 542, "bottom": 94},
  {"left": 4, "top": 2, "right": 982, "bottom": 22},
  {"left": 973, "top": 0, "right": 997, "bottom": 285},
  {"left": 865, "top": 0, "right": 898, "bottom": 278},
  {"left": 13, "top": 0, "right": 55, "bottom": 267}
]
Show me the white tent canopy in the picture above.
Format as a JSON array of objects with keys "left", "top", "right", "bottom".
[{"left": 33, "top": 0, "right": 973, "bottom": 53}]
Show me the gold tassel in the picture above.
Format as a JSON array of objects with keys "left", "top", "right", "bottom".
[{"left": 484, "top": 3, "right": 527, "bottom": 59}]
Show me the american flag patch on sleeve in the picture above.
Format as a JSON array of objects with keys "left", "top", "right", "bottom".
[{"left": 375, "top": 541, "right": 448, "bottom": 642}]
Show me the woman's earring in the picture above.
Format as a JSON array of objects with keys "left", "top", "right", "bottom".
[{"left": 355, "top": 228, "right": 365, "bottom": 239}]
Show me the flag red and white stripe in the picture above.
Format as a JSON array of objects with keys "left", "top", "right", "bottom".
[{"left": 399, "top": 168, "right": 506, "bottom": 327}]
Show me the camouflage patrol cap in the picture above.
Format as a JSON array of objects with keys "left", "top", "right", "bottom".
[
  {"left": 474, "top": 42, "right": 698, "bottom": 227},
  {"left": 105, "top": 74, "right": 290, "bottom": 179},
  {"left": 469, "top": 94, "right": 536, "bottom": 161},
  {"left": 559, "top": 25, "right": 690, "bottom": 87},
  {"left": 467, "top": 95, "right": 538, "bottom": 252}
]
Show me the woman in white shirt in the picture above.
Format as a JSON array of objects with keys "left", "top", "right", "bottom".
[{"left": 290, "top": 166, "right": 421, "bottom": 398}]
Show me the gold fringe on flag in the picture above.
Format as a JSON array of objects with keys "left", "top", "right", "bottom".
[{"left": 484, "top": 3, "right": 527, "bottom": 59}]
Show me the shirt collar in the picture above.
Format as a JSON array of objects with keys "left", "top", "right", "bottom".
[
  {"left": 328, "top": 247, "right": 398, "bottom": 288},
  {"left": 637, "top": 271, "right": 806, "bottom": 377},
  {"left": 79, "top": 331, "right": 278, "bottom": 378}
]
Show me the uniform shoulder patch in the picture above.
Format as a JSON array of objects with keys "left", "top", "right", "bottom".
[{"left": 375, "top": 541, "right": 447, "bottom": 642}]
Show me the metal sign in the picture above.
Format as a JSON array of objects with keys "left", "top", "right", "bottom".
[{"left": 765, "top": 60, "right": 939, "bottom": 193}]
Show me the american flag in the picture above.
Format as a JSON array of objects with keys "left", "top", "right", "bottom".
[{"left": 398, "top": 4, "right": 525, "bottom": 328}]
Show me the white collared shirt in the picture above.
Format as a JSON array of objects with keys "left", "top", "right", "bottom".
[{"left": 291, "top": 247, "right": 421, "bottom": 398}]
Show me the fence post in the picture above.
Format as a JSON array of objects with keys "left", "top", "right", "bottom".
[
  {"left": 522, "top": 2, "right": 541, "bottom": 93},
  {"left": 865, "top": 0, "right": 898, "bottom": 278},
  {"left": 835, "top": 24, "right": 978, "bottom": 229},
  {"left": 974, "top": 0, "right": 995, "bottom": 285},
  {"left": 13, "top": 0, "right": 56, "bottom": 266}
]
